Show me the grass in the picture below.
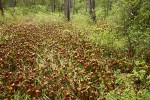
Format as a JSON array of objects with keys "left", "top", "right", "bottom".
[{"left": 0, "top": 6, "right": 150, "bottom": 100}]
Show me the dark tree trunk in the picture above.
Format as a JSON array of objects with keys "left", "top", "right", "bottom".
[
  {"left": 64, "top": 0, "right": 70, "bottom": 21},
  {"left": 89, "top": 0, "right": 96, "bottom": 21},
  {"left": 0, "top": 0, "right": 4, "bottom": 16},
  {"left": 67, "top": 0, "right": 70, "bottom": 21}
]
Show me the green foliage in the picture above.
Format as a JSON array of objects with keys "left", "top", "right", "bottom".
[
  {"left": 88, "top": 27, "right": 126, "bottom": 50},
  {"left": 103, "top": 0, "right": 150, "bottom": 57},
  {"left": 127, "top": 0, "right": 150, "bottom": 56}
]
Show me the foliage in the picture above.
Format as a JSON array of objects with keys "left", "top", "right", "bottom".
[
  {"left": 0, "top": 22, "right": 149, "bottom": 99},
  {"left": 106, "top": 0, "right": 150, "bottom": 57},
  {"left": 0, "top": 0, "right": 150, "bottom": 99}
]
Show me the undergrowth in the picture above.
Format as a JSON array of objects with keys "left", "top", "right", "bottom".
[{"left": 0, "top": 6, "right": 150, "bottom": 100}]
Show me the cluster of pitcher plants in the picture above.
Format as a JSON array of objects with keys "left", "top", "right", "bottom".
[{"left": 0, "top": 23, "right": 149, "bottom": 99}]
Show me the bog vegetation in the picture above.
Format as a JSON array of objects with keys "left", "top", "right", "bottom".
[{"left": 0, "top": 0, "right": 150, "bottom": 100}]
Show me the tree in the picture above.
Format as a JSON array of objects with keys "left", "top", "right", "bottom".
[
  {"left": 109, "top": 0, "right": 150, "bottom": 57},
  {"left": 127, "top": 0, "right": 150, "bottom": 57},
  {"left": 0, "top": 0, "right": 4, "bottom": 16},
  {"left": 64, "top": 0, "right": 70, "bottom": 21},
  {"left": 89, "top": 0, "right": 96, "bottom": 21}
]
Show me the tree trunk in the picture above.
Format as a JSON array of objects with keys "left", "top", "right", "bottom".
[
  {"left": 64, "top": 0, "right": 70, "bottom": 21},
  {"left": 0, "top": 0, "right": 4, "bottom": 16},
  {"left": 89, "top": 0, "right": 96, "bottom": 21},
  {"left": 67, "top": 0, "right": 70, "bottom": 21}
]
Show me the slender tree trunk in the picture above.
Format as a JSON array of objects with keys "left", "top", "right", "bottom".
[
  {"left": 64, "top": 0, "right": 70, "bottom": 21},
  {"left": 0, "top": 0, "right": 4, "bottom": 16},
  {"left": 67, "top": 0, "right": 70, "bottom": 21},
  {"left": 89, "top": 0, "right": 96, "bottom": 21}
]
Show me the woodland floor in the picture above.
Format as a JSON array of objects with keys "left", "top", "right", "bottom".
[{"left": 0, "top": 23, "right": 150, "bottom": 100}]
